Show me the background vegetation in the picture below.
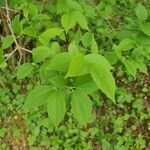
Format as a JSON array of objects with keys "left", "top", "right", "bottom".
[{"left": 0, "top": 0, "right": 150, "bottom": 149}]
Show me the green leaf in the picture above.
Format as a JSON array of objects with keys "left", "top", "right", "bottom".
[
  {"left": 2, "top": 35, "right": 14, "bottom": 49},
  {"left": 0, "top": 62, "right": 7, "bottom": 69},
  {"left": 122, "top": 59, "right": 137, "bottom": 78},
  {"left": 114, "top": 45, "right": 122, "bottom": 59},
  {"left": 27, "top": 3, "right": 38, "bottom": 16},
  {"left": 105, "top": 52, "right": 119, "bottom": 65},
  {"left": 135, "top": 3, "right": 147, "bottom": 22},
  {"left": 85, "top": 54, "right": 116, "bottom": 102},
  {"left": 82, "top": 32, "right": 92, "bottom": 48},
  {"left": 51, "top": 42, "right": 61, "bottom": 57},
  {"left": 0, "top": 128, "right": 6, "bottom": 137},
  {"left": 47, "top": 90, "right": 66, "bottom": 128},
  {"left": 57, "top": 0, "right": 69, "bottom": 13},
  {"left": 68, "top": 42, "right": 78, "bottom": 57},
  {"left": 118, "top": 39, "right": 133, "bottom": 51},
  {"left": 140, "top": 22, "right": 150, "bottom": 36},
  {"left": 0, "top": 0, "right": 4, "bottom": 7},
  {"left": 12, "top": 14, "right": 21, "bottom": 35},
  {"left": 132, "top": 98, "right": 143, "bottom": 111},
  {"left": 40, "top": 59, "right": 58, "bottom": 82},
  {"left": 85, "top": 54, "right": 113, "bottom": 70},
  {"left": 90, "top": 64, "right": 116, "bottom": 103},
  {"left": 67, "top": 0, "right": 82, "bottom": 11},
  {"left": 74, "top": 29, "right": 82, "bottom": 43},
  {"left": 57, "top": 0, "right": 82, "bottom": 13},
  {"left": 39, "top": 28, "right": 64, "bottom": 45},
  {"left": 72, "top": 10, "right": 88, "bottom": 30},
  {"left": 75, "top": 75, "right": 98, "bottom": 94},
  {"left": 48, "top": 53, "right": 71, "bottom": 72},
  {"left": 16, "top": 63, "right": 33, "bottom": 79},
  {"left": 32, "top": 46, "right": 51, "bottom": 63},
  {"left": 71, "top": 90, "right": 93, "bottom": 125},
  {"left": 136, "top": 61, "right": 147, "bottom": 74},
  {"left": 84, "top": 4, "right": 96, "bottom": 18},
  {"left": 102, "top": 139, "right": 111, "bottom": 150},
  {"left": 61, "top": 12, "right": 76, "bottom": 31},
  {"left": 90, "top": 92, "right": 101, "bottom": 106},
  {"left": 48, "top": 75, "right": 66, "bottom": 89},
  {"left": 40, "top": 69, "right": 57, "bottom": 83},
  {"left": 66, "top": 53, "right": 88, "bottom": 77},
  {"left": 22, "top": 26, "right": 37, "bottom": 38},
  {"left": 24, "top": 85, "right": 51, "bottom": 109},
  {"left": 0, "top": 49, "right": 4, "bottom": 64},
  {"left": 91, "top": 34, "right": 98, "bottom": 53}
]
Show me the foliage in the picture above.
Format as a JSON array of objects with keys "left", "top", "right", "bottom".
[{"left": 0, "top": 0, "right": 149, "bottom": 149}]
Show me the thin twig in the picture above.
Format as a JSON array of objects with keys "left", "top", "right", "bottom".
[
  {"left": 0, "top": 80, "right": 5, "bottom": 88},
  {"left": 5, "top": 0, "right": 22, "bottom": 63},
  {"left": 40, "top": 0, "right": 46, "bottom": 13},
  {"left": 88, "top": 0, "right": 116, "bottom": 32},
  {"left": 4, "top": 0, "right": 32, "bottom": 63},
  {"left": 1, "top": 6, "right": 20, "bottom": 13},
  {"left": 5, "top": 47, "right": 18, "bottom": 62},
  {"left": 5, "top": 0, "right": 19, "bottom": 48},
  {"left": 106, "top": 20, "right": 115, "bottom": 32},
  {"left": 21, "top": 47, "right": 32, "bottom": 53}
]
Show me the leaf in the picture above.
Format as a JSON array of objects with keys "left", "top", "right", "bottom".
[
  {"left": 85, "top": 54, "right": 116, "bottom": 102},
  {"left": 135, "top": 3, "right": 147, "bottom": 22},
  {"left": 136, "top": 61, "right": 147, "bottom": 74},
  {"left": 39, "top": 28, "right": 64, "bottom": 45},
  {"left": 12, "top": 14, "right": 21, "bottom": 35},
  {"left": 22, "top": 26, "right": 37, "bottom": 38},
  {"left": 68, "top": 42, "right": 78, "bottom": 57},
  {"left": 90, "top": 92, "right": 101, "bottom": 106},
  {"left": 75, "top": 75, "right": 98, "bottom": 94},
  {"left": 132, "top": 98, "right": 143, "bottom": 111},
  {"left": 48, "top": 53, "right": 71, "bottom": 72},
  {"left": 2, "top": 35, "right": 14, "bottom": 49},
  {"left": 122, "top": 59, "right": 137, "bottom": 78},
  {"left": 140, "top": 22, "right": 150, "bottom": 36},
  {"left": 40, "top": 69, "right": 57, "bottom": 82},
  {"left": 57, "top": 0, "right": 69, "bottom": 13},
  {"left": 72, "top": 10, "right": 88, "bottom": 30},
  {"left": 51, "top": 42, "right": 61, "bottom": 57},
  {"left": 90, "top": 64, "right": 116, "bottom": 103},
  {"left": 0, "top": 49, "right": 4, "bottom": 64},
  {"left": 0, "top": 62, "right": 7, "bottom": 69},
  {"left": 91, "top": 34, "right": 98, "bottom": 53},
  {"left": 57, "top": 0, "right": 82, "bottom": 13},
  {"left": 71, "top": 89, "right": 93, "bottom": 125},
  {"left": 47, "top": 90, "right": 66, "bottom": 128},
  {"left": 16, "top": 63, "right": 33, "bottom": 79},
  {"left": 105, "top": 52, "right": 119, "bottom": 65},
  {"left": 61, "top": 12, "right": 76, "bottom": 31},
  {"left": 82, "top": 32, "right": 92, "bottom": 48},
  {"left": 114, "top": 45, "right": 122, "bottom": 59},
  {"left": 66, "top": 53, "right": 88, "bottom": 77},
  {"left": 74, "top": 29, "right": 82, "bottom": 43},
  {"left": 24, "top": 85, "right": 51, "bottom": 109},
  {"left": 102, "top": 139, "right": 111, "bottom": 150},
  {"left": 27, "top": 3, "right": 38, "bottom": 15},
  {"left": 67, "top": 0, "right": 82, "bottom": 11},
  {"left": 0, "top": 0, "right": 4, "bottom": 6},
  {"left": 32, "top": 46, "right": 51, "bottom": 63},
  {"left": 118, "top": 39, "right": 133, "bottom": 51},
  {"left": 48, "top": 75, "right": 66, "bottom": 88},
  {"left": 40, "top": 59, "right": 58, "bottom": 82},
  {"left": 9, "top": 0, "right": 26, "bottom": 7},
  {"left": 84, "top": 4, "right": 96, "bottom": 18},
  {"left": 85, "top": 54, "right": 113, "bottom": 70}
]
